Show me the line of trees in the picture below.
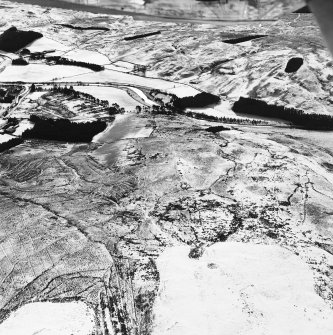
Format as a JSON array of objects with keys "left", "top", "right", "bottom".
[
  {"left": 222, "top": 34, "right": 267, "bottom": 44},
  {"left": 184, "top": 110, "right": 263, "bottom": 125},
  {"left": 47, "top": 56, "right": 104, "bottom": 72},
  {"left": 124, "top": 31, "right": 161, "bottom": 41},
  {"left": 232, "top": 97, "right": 333, "bottom": 130},
  {"left": 59, "top": 24, "right": 110, "bottom": 31}
]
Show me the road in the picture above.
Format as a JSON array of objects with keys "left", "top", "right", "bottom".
[{"left": 7, "top": 85, "right": 31, "bottom": 117}]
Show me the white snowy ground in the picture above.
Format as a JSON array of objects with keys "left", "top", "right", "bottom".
[
  {"left": 12, "top": 119, "right": 34, "bottom": 136},
  {"left": 0, "top": 301, "right": 96, "bottom": 335},
  {"left": 60, "top": 49, "right": 110, "bottom": 65},
  {"left": 0, "top": 64, "right": 92, "bottom": 82},
  {"left": 127, "top": 86, "right": 157, "bottom": 106},
  {"left": 0, "top": 133, "right": 15, "bottom": 144},
  {"left": 73, "top": 85, "right": 140, "bottom": 111},
  {"left": 0, "top": 64, "right": 200, "bottom": 99},
  {"left": 26, "top": 37, "right": 71, "bottom": 53},
  {"left": 152, "top": 243, "right": 333, "bottom": 335},
  {"left": 93, "top": 113, "right": 153, "bottom": 143}
]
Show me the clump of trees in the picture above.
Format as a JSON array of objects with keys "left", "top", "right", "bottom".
[
  {"left": 23, "top": 115, "right": 107, "bottom": 142},
  {"left": 150, "top": 104, "right": 175, "bottom": 115},
  {"left": 232, "top": 97, "right": 333, "bottom": 130},
  {"left": 12, "top": 57, "right": 29, "bottom": 66},
  {"left": 149, "top": 89, "right": 221, "bottom": 110},
  {"left": 0, "top": 85, "right": 24, "bottom": 103},
  {"left": 285, "top": 57, "right": 304, "bottom": 73},
  {"left": 173, "top": 92, "right": 221, "bottom": 110},
  {"left": 47, "top": 56, "right": 104, "bottom": 72},
  {"left": 29, "top": 52, "right": 46, "bottom": 60},
  {"left": 0, "top": 26, "right": 42, "bottom": 52}
]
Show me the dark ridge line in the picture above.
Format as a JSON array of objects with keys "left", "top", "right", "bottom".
[
  {"left": 223, "top": 35, "right": 267, "bottom": 44},
  {"left": 124, "top": 31, "right": 161, "bottom": 41},
  {"left": 293, "top": 6, "right": 311, "bottom": 13}
]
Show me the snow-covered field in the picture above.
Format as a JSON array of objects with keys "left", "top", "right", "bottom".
[
  {"left": 0, "top": 301, "right": 96, "bottom": 335},
  {"left": 106, "top": 61, "right": 135, "bottom": 72},
  {"left": 73, "top": 85, "right": 140, "bottom": 111},
  {"left": 61, "top": 49, "right": 110, "bottom": 65},
  {"left": 0, "top": 64, "right": 92, "bottom": 82},
  {"left": 26, "top": 37, "right": 71, "bottom": 53},
  {"left": 61, "top": 70, "right": 201, "bottom": 98},
  {"left": 12, "top": 119, "right": 34, "bottom": 136},
  {"left": 28, "top": 91, "right": 46, "bottom": 101},
  {"left": 126, "top": 87, "right": 157, "bottom": 106},
  {"left": 93, "top": 113, "right": 153, "bottom": 143},
  {"left": 152, "top": 243, "right": 333, "bottom": 335},
  {"left": 0, "top": 52, "right": 19, "bottom": 61},
  {"left": 0, "top": 133, "right": 15, "bottom": 144},
  {"left": 0, "top": 63, "right": 201, "bottom": 99},
  {"left": 167, "top": 84, "right": 201, "bottom": 98}
]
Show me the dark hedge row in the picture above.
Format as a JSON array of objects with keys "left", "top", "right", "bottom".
[
  {"left": 232, "top": 97, "right": 333, "bottom": 130},
  {"left": 47, "top": 56, "right": 104, "bottom": 72},
  {"left": 124, "top": 31, "right": 161, "bottom": 41},
  {"left": 23, "top": 115, "right": 107, "bottom": 142},
  {"left": 59, "top": 24, "right": 109, "bottom": 31},
  {"left": 222, "top": 35, "right": 267, "bottom": 44}
]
